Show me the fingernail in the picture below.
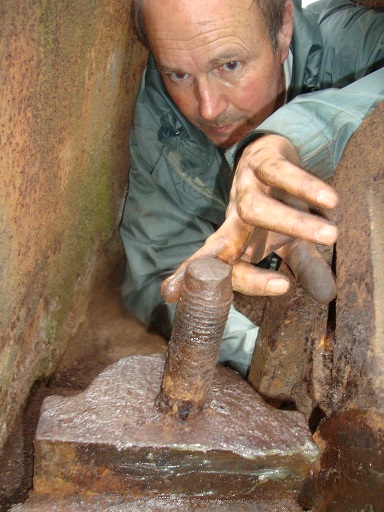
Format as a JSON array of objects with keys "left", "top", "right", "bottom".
[
  {"left": 315, "top": 225, "right": 338, "bottom": 245},
  {"left": 266, "top": 278, "right": 290, "bottom": 295},
  {"left": 318, "top": 189, "right": 338, "bottom": 208}
]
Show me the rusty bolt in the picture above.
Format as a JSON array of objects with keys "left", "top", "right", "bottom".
[{"left": 156, "top": 258, "right": 233, "bottom": 420}]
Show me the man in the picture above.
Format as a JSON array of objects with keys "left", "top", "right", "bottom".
[{"left": 120, "top": 0, "right": 384, "bottom": 376}]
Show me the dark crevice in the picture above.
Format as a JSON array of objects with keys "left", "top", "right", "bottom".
[
  {"left": 308, "top": 406, "right": 326, "bottom": 434},
  {"left": 327, "top": 244, "right": 337, "bottom": 334},
  {"left": 278, "top": 399, "right": 297, "bottom": 411}
]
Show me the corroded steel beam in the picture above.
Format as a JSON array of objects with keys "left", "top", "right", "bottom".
[
  {"left": 248, "top": 101, "right": 384, "bottom": 509},
  {"left": 247, "top": 250, "right": 332, "bottom": 418},
  {"left": 327, "top": 101, "right": 384, "bottom": 413},
  {"left": 248, "top": 101, "right": 384, "bottom": 418}
]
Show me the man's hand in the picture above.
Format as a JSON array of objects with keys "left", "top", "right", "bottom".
[{"left": 161, "top": 135, "right": 339, "bottom": 304}]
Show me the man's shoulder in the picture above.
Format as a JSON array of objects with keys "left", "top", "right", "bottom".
[
  {"left": 317, "top": 0, "right": 384, "bottom": 87},
  {"left": 291, "top": 0, "right": 384, "bottom": 92}
]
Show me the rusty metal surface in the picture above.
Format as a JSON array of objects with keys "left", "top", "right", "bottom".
[
  {"left": 158, "top": 258, "right": 233, "bottom": 419},
  {"left": 247, "top": 102, "right": 384, "bottom": 510},
  {"left": 327, "top": 101, "right": 384, "bottom": 413},
  {"left": 11, "top": 495, "right": 305, "bottom": 512},
  {"left": 0, "top": 0, "right": 148, "bottom": 454},
  {"left": 310, "top": 409, "right": 384, "bottom": 512},
  {"left": 34, "top": 354, "right": 317, "bottom": 500},
  {"left": 248, "top": 248, "right": 332, "bottom": 418},
  {"left": 248, "top": 101, "right": 384, "bottom": 420}
]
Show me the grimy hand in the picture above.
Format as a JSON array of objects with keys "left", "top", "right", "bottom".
[{"left": 161, "top": 135, "right": 339, "bottom": 304}]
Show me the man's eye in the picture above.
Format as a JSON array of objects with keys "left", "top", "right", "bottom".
[
  {"left": 171, "top": 72, "right": 188, "bottom": 81},
  {"left": 223, "top": 61, "right": 240, "bottom": 71}
]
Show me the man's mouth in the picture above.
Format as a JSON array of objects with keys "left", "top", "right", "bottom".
[{"left": 207, "top": 121, "right": 238, "bottom": 136}]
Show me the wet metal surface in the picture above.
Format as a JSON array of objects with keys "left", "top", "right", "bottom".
[
  {"left": 249, "top": 101, "right": 384, "bottom": 420},
  {"left": 248, "top": 249, "right": 331, "bottom": 418},
  {"left": 158, "top": 258, "right": 233, "bottom": 419},
  {"left": 327, "top": 100, "right": 384, "bottom": 413},
  {"left": 311, "top": 409, "right": 384, "bottom": 512},
  {"left": 34, "top": 354, "right": 317, "bottom": 500},
  {"left": 11, "top": 494, "right": 304, "bottom": 512}
]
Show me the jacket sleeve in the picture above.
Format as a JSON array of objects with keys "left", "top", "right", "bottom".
[
  {"left": 120, "top": 130, "right": 217, "bottom": 335},
  {"left": 226, "top": 2, "right": 384, "bottom": 179},
  {"left": 232, "top": 70, "right": 384, "bottom": 180}
]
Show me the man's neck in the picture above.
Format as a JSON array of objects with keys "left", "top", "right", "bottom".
[{"left": 275, "top": 49, "right": 293, "bottom": 112}]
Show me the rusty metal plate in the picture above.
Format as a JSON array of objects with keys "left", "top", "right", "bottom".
[
  {"left": 310, "top": 409, "right": 384, "bottom": 512},
  {"left": 34, "top": 354, "right": 317, "bottom": 500},
  {"left": 11, "top": 495, "right": 305, "bottom": 512}
]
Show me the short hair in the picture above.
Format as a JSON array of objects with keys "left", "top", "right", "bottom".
[{"left": 131, "top": 0, "right": 288, "bottom": 52}]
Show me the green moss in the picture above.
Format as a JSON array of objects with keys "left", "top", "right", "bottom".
[
  {"left": 34, "top": 352, "right": 55, "bottom": 381},
  {"left": 32, "top": 0, "right": 116, "bottom": 350},
  {"left": 0, "top": 343, "right": 19, "bottom": 406},
  {"left": 42, "top": 145, "right": 115, "bottom": 348}
]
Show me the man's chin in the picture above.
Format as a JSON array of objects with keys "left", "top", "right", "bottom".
[
  {"left": 205, "top": 131, "right": 240, "bottom": 149},
  {"left": 203, "top": 122, "right": 250, "bottom": 149}
]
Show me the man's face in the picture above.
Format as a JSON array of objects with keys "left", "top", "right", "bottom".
[{"left": 145, "top": 0, "right": 293, "bottom": 148}]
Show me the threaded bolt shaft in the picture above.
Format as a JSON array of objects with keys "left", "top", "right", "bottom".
[{"left": 157, "top": 258, "right": 233, "bottom": 419}]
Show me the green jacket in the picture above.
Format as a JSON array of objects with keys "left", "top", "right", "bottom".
[{"left": 120, "top": 0, "right": 384, "bottom": 355}]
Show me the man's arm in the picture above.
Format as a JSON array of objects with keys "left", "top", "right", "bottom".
[
  {"left": 120, "top": 135, "right": 217, "bottom": 334},
  {"left": 263, "top": 0, "right": 384, "bottom": 178},
  {"left": 161, "top": 70, "right": 384, "bottom": 302},
  {"left": 161, "top": 134, "right": 339, "bottom": 303}
]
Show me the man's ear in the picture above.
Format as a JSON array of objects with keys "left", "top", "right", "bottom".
[{"left": 278, "top": 0, "right": 294, "bottom": 63}]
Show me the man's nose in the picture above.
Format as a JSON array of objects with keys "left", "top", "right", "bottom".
[{"left": 196, "top": 79, "right": 227, "bottom": 121}]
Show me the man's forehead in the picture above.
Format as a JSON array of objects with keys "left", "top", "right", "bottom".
[
  {"left": 143, "top": 0, "right": 260, "bottom": 54},
  {"left": 143, "top": 0, "right": 254, "bottom": 10},
  {"left": 143, "top": 0, "right": 256, "bottom": 27}
]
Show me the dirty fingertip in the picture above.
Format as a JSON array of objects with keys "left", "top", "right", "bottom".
[
  {"left": 265, "top": 278, "right": 290, "bottom": 295},
  {"left": 317, "top": 188, "right": 339, "bottom": 208},
  {"left": 160, "top": 276, "right": 182, "bottom": 303},
  {"left": 315, "top": 224, "right": 338, "bottom": 245}
]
